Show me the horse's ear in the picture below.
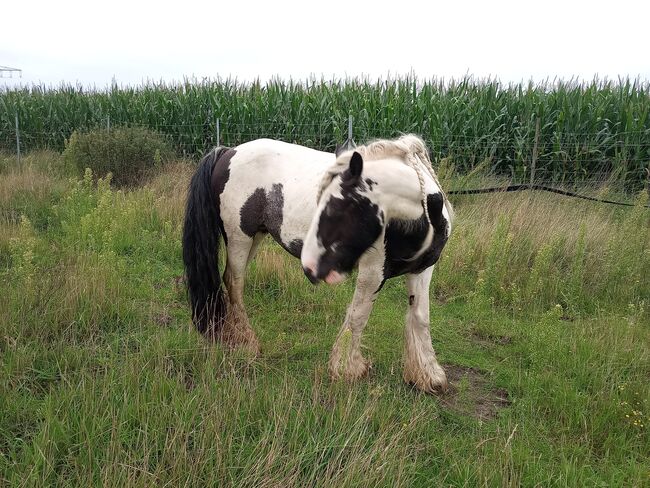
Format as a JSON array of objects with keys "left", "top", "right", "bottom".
[{"left": 349, "top": 151, "right": 363, "bottom": 178}]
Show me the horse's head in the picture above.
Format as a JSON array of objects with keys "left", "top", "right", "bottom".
[{"left": 301, "top": 151, "right": 383, "bottom": 285}]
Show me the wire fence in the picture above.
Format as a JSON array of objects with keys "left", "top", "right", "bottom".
[{"left": 2, "top": 114, "right": 650, "bottom": 198}]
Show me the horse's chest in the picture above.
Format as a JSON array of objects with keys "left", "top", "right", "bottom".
[{"left": 383, "top": 216, "right": 446, "bottom": 279}]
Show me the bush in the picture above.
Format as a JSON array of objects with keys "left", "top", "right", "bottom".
[{"left": 63, "top": 127, "right": 174, "bottom": 186}]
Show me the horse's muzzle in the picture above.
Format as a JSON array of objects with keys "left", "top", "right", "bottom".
[{"left": 303, "top": 266, "right": 320, "bottom": 285}]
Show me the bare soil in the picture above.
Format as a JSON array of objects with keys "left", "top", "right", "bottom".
[{"left": 439, "top": 364, "right": 511, "bottom": 420}]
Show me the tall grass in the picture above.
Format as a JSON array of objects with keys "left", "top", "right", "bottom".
[
  {"left": 2, "top": 77, "right": 649, "bottom": 186},
  {"left": 437, "top": 190, "right": 649, "bottom": 317},
  {"left": 1, "top": 155, "right": 649, "bottom": 486}
]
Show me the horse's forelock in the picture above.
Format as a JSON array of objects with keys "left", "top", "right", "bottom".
[{"left": 316, "top": 157, "right": 349, "bottom": 203}]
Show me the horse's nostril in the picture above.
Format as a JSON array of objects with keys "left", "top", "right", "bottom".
[{"left": 303, "top": 266, "right": 320, "bottom": 285}]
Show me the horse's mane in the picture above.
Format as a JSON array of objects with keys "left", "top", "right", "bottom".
[
  {"left": 357, "top": 134, "right": 431, "bottom": 163},
  {"left": 317, "top": 134, "right": 454, "bottom": 222}
]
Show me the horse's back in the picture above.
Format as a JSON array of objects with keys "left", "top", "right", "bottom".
[
  {"left": 235, "top": 138, "right": 332, "bottom": 161},
  {"left": 218, "top": 139, "right": 334, "bottom": 257}
]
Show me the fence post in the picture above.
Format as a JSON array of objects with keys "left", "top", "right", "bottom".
[
  {"left": 530, "top": 116, "right": 540, "bottom": 186},
  {"left": 15, "top": 113, "right": 20, "bottom": 165},
  {"left": 348, "top": 114, "right": 353, "bottom": 142},
  {"left": 645, "top": 166, "right": 650, "bottom": 201},
  {"left": 106, "top": 115, "right": 110, "bottom": 131},
  {"left": 215, "top": 118, "right": 220, "bottom": 147}
]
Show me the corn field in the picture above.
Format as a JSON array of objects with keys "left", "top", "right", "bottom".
[{"left": 1, "top": 77, "right": 649, "bottom": 186}]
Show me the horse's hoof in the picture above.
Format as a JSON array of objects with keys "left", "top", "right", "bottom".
[
  {"left": 328, "top": 356, "right": 371, "bottom": 382},
  {"left": 407, "top": 377, "right": 449, "bottom": 395},
  {"left": 404, "top": 364, "right": 448, "bottom": 394},
  {"left": 344, "top": 358, "right": 371, "bottom": 382}
]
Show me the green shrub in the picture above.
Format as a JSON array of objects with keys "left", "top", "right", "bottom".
[{"left": 62, "top": 127, "right": 174, "bottom": 186}]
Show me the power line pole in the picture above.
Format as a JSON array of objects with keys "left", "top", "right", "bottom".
[{"left": 15, "top": 113, "right": 21, "bottom": 165}]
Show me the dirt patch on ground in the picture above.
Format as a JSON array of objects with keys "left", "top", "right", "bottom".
[
  {"left": 470, "top": 330, "right": 513, "bottom": 347},
  {"left": 439, "top": 364, "right": 511, "bottom": 421}
]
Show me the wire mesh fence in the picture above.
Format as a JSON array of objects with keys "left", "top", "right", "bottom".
[{"left": 1, "top": 115, "right": 649, "bottom": 195}]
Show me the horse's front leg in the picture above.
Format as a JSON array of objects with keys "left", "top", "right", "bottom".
[
  {"left": 328, "top": 251, "right": 384, "bottom": 382},
  {"left": 403, "top": 266, "right": 448, "bottom": 393}
]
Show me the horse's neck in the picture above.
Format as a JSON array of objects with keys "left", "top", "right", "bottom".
[{"left": 366, "top": 161, "right": 426, "bottom": 222}]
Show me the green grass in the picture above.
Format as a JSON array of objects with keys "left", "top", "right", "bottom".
[
  {"left": 1, "top": 152, "right": 649, "bottom": 486},
  {"left": 2, "top": 77, "right": 650, "bottom": 187}
]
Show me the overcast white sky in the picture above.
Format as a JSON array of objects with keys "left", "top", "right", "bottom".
[{"left": 1, "top": 0, "right": 649, "bottom": 88}]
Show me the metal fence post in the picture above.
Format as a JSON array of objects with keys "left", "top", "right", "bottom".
[
  {"left": 348, "top": 114, "right": 353, "bottom": 142},
  {"left": 215, "top": 118, "right": 220, "bottom": 147},
  {"left": 530, "top": 116, "right": 540, "bottom": 186},
  {"left": 15, "top": 113, "right": 20, "bottom": 165},
  {"left": 107, "top": 115, "right": 110, "bottom": 131}
]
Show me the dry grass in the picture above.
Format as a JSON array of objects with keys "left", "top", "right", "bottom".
[
  {"left": 148, "top": 161, "right": 194, "bottom": 224},
  {"left": 252, "top": 245, "right": 303, "bottom": 285},
  {"left": 437, "top": 188, "right": 649, "bottom": 313},
  {"left": 0, "top": 151, "right": 68, "bottom": 207}
]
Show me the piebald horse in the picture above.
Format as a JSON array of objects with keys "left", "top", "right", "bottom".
[{"left": 182, "top": 135, "right": 453, "bottom": 393}]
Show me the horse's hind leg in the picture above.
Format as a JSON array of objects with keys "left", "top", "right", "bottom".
[
  {"left": 403, "top": 266, "right": 447, "bottom": 393},
  {"left": 221, "top": 233, "right": 261, "bottom": 354}
]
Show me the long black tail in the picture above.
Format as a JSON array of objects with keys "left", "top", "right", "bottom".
[{"left": 182, "top": 147, "right": 230, "bottom": 337}]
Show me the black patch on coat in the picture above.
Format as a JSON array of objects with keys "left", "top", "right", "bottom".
[
  {"left": 239, "top": 184, "right": 303, "bottom": 258},
  {"left": 240, "top": 188, "right": 266, "bottom": 237},
  {"left": 314, "top": 180, "right": 383, "bottom": 280},
  {"left": 364, "top": 178, "right": 377, "bottom": 190},
  {"left": 383, "top": 193, "right": 449, "bottom": 279},
  {"left": 239, "top": 183, "right": 284, "bottom": 239},
  {"left": 210, "top": 147, "right": 236, "bottom": 245},
  {"left": 409, "top": 295, "right": 415, "bottom": 306}
]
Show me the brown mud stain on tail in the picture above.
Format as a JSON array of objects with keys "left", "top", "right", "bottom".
[{"left": 439, "top": 364, "right": 511, "bottom": 421}]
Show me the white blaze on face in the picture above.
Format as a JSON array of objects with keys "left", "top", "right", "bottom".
[
  {"left": 301, "top": 192, "right": 332, "bottom": 278},
  {"left": 300, "top": 231, "right": 324, "bottom": 278}
]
